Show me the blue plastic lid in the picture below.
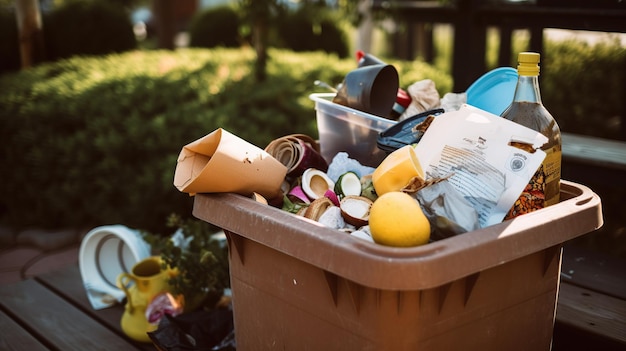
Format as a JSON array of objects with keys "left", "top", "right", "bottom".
[{"left": 466, "top": 67, "right": 518, "bottom": 116}]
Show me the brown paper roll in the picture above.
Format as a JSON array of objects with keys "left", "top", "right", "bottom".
[
  {"left": 265, "top": 134, "right": 328, "bottom": 177},
  {"left": 174, "top": 128, "right": 287, "bottom": 198}
]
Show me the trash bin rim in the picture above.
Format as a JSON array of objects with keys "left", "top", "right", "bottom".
[{"left": 192, "top": 180, "right": 602, "bottom": 290}]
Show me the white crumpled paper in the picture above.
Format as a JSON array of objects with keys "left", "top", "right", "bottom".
[
  {"left": 439, "top": 92, "right": 467, "bottom": 112},
  {"left": 399, "top": 79, "right": 441, "bottom": 121}
]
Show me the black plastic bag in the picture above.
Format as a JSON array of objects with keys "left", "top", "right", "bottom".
[{"left": 148, "top": 308, "right": 235, "bottom": 351}]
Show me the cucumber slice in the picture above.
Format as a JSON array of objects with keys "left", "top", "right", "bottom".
[{"left": 334, "top": 171, "right": 361, "bottom": 198}]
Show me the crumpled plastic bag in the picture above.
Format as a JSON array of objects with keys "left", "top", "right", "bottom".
[
  {"left": 399, "top": 79, "right": 441, "bottom": 121},
  {"left": 439, "top": 92, "right": 467, "bottom": 112},
  {"left": 416, "top": 177, "right": 480, "bottom": 241},
  {"left": 148, "top": 308, "right": 235, "bottom": 351},
  {"left": 326, "top": 152, "right": 375, "bottom": 182}
]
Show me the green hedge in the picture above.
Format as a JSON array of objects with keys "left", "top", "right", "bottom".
[
  {"left": 0, "top": 8, "right": 19, "bottom": 73},
  {"left": 188, "top": 4, "right": 351, "bottom": 59},
  {"left": 275, "top": 7, "right": 350, "bottom": 58},
  {"left": 0, "top": 48, "right": 451, "bottom": 233},
  {"left": 188, "top": 5, "right": 242, "bottom": 48},
  {"left": 43, "top": 0, "right": 136, "bottom": 61},
  {"left": 541, "top": 38, "right": 625, "bottom": 140},
  {"left": 0, "top": 0, "right": 137, "bottom": 74}
]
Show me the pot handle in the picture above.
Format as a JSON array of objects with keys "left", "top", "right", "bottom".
[{"left": 117, "top": 272, "right": 135, "bottom": 313}]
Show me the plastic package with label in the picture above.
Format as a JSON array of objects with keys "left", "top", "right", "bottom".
[{"left": 414, "top": 104, "right": 548, "bottom": 227}]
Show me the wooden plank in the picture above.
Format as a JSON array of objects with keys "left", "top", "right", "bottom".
[
  {"left": 555, "top": 282, "right": 626, "bottom": 349},
  {"left": 35, "top": 265, "right": 155, "bottom": 351},
  {"left": 0, "top": 310, "right": 49, "bottom": 351},
  {"left": 561, "top": 244, "right": 626, "bottom": 300},
  {"left": 371, "top": 0, "right": 626, "bottom": 93},
  {"left": 562, "top": 133, "right": 626, "bottom": 171},
  {"left": 35, "top": 266, "right": 127, "bottom": 333},
  {"left": 0, "top": 279, "right": 141, "bottom": 351}
]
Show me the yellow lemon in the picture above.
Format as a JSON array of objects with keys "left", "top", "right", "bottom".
[
  {"left": 372, "top": 145, "right": 424, "bottom": 196},
  {"left": 369, "top": 192, "right": 430, "bottom": 247}
]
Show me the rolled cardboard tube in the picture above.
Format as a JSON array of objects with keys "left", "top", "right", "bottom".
[{"left": 265, "top": 134, "right": 328, "bottom": 177}]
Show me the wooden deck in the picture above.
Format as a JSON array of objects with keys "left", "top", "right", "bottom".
[
  {"left": 0, "top": 246, "right": 623, "bottom": 350},
  {"left": 0, "top": 265, "right": 152, "bottom": 351},
  {"left": 553, "top": 244, "right": 626, "bottom": 350}
]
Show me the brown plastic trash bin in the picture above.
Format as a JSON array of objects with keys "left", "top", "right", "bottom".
[{"left": 193, "top": 180, "right": 602, "bottom": 351}]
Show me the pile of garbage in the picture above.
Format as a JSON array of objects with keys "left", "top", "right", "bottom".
[{"left": 173, "top": 52, "right": 547, "bottom": 248}]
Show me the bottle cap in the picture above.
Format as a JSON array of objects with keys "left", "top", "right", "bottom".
[
  {"left": 357, "top": 51, "right": 386, "bottom": 67},
  {"left": 396, "top": 88, "right": 412, "bottom": 108},
  {"left": 391, "top": 89, "right": 412, "bottom": 118},
  {"left": 356, "top": 50, "right": 365, "bottom": 63},
  {"left": 517, "top": 52, "right": 540, "bottom": 76}
]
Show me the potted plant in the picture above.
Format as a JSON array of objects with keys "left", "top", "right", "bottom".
[{"left": 142, "top": 214, "right": 230, "bottom": 312}]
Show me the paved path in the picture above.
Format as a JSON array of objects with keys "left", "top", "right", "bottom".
[{"left": 0, "top": 227, "right": 86, "bottom": 285}]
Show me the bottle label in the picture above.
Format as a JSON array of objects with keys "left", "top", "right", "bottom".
[
  {"left": 544, "top": 146, "right": 562, "bottom": 206},
  {"left": 505, "top": 146, "right": 561, "bottom": 219},
  {"left": 505, "top": 165, "right": 545, "bottom": 219}
]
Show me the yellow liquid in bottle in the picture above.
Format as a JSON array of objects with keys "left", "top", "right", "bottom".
[{"left": 503, "top": 101, "right": 562, "bottom": 218}]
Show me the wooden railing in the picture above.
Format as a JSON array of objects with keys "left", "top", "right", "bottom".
[
  {"left": 371, "top": 0, "right": 626, "bottom": 92},
  {"left": 371, "top": 0, "right": 626, "bottom": 151}
]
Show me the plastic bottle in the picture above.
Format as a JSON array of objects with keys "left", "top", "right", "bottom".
[
  {"left": 390, "top": 88, "right": 412, "bottom": 120},
  {"left": 501, "top": 52, "right": 562, "bottom": 219}
]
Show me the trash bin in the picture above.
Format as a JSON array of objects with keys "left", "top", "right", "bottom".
[{"left": 192, "top": 180, "right": 603, "bottom": 351}]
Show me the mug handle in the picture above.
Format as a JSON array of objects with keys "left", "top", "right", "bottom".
[{"left": 117, "top": 272, "right": 135, "bottom": 313}]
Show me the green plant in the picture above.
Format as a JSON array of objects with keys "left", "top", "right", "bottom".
[
  {"left": 43, "top": 0, "right": 136, "bottom": 60},
  {"left": 393, "top": 57, "right": 453, "bottom": 94},
  {"left": 275, "top": 7, "right": 350, "bottom": 58},
  {"left": 0, "top": 48, "right": 450, "bottom": 233},
  {"left": 188, "top": 5, "right": 242, "bottom": 48},
  {"left": 0, "top": 7, "right": 20, "bottom": 74},
  {"left": 141, "top": 214, "right": 230, "bottom": 310},
  {"left": 541, "top": 37, "right": 625, "bottom": 140}
]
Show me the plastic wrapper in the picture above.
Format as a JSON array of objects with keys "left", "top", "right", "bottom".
[
  {"left": 377, "top": 109, "right": 445, "bottom": 153},
  {"left": 439, "top": 92, "right": 467, "bottom": 112},
  {"left": 416, "top": 177, "right": 480, "bottom": 241},
  {"left": 413, "top": 104, "right": 548, "bottom": 227},
  {"left": 326, "top": 152, "right": 375, "bottom": 182}
]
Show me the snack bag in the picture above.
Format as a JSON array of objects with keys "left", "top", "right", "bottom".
[{"left": 414, "top": 104, "right": 548, "bottom": 227}]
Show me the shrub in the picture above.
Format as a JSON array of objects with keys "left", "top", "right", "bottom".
[
  {"left": 43, "top": 0, "right": 136, "bottom": 61},
  {"left": 393, "top": 58, "right": 454, "bottom": 94},
  {"left": 188, "top": 5, "right": 242, "bottom": 48},
  {"left": 275, "top": 7, "right": 350, "bottom": 58},
  {"left": 0, "top": 48, "right": 451, "bottom": 233},
  {"left": 542, "top": 38, "right": 625, "bottom": 141},
  {"left": 0, "top": 8, "right": 20, "bottom": 74}
]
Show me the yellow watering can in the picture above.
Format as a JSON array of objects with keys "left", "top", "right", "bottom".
[{"left": 117, "top": 256, "right": 178, "bottom": 342}]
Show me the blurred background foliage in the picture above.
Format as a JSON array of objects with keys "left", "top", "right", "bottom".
[
  {"left": 43, "top": 0, "right": 137, "bottom": 60},
  {"left": 0, "top": 0, "right": 624, "bottom": 256},
  {"left": 0, "top": 47, "right": 449, "bottom": 234}
]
